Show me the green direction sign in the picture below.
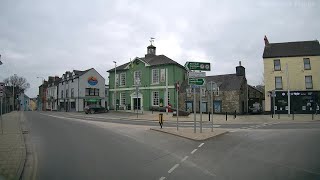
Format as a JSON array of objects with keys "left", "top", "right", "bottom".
[
  {"left": 185, "top": 62, "right": 211, "bottom": 71},
  {"left": 188, "top": 78, "right": 205, "bottom": 86}
]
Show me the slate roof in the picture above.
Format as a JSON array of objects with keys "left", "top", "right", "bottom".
[
  {"left": 263, "top": 40, "right": 320, "bottom": 58},
  {"left": 180, "top": 74, "right": 246, "bottom": 92},
  {"left": 107, "top": 55, "right": 185, "bottom": 72}
]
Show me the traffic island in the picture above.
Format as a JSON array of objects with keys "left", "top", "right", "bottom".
[{"left": 150, "top": 127, "right": 228, "bottom": 141}]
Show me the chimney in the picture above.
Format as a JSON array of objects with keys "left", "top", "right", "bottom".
[
  {"left": 236, "top": 61, "right": 245, "bottom": 77},
  {"left": 264, "top": 35, "right": 269, "bottom": 46}
]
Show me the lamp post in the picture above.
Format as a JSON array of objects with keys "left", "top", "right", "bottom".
[
  {"left": 12, "top": 74, "right": 17, "bottom": 111},
  {"left": 113, "top": 61, "right": 117, "bottom": 111},
  {"left": 37, "top": 76, "right": 45, "bottom": 111}
]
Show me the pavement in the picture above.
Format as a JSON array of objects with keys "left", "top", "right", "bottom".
[
  {"left": 70, "top": 110, "right": 320, "bottom": 124},
  {"left": 125, "top": 110, "right": 320, "bottom": 123},
  {"left": 0, "top": 112, "right": 26, "bottom": 180},
  {"left": 25, "top": 111, "right": 320, "bottom": 179}
]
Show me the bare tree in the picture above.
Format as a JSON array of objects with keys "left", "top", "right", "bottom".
[{"left": 4, "top": 74, "right": 30, "bottom": 93}]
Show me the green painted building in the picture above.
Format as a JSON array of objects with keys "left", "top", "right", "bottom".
[{"left": 107, "top": 44, "right": 186, "bottom": 111}]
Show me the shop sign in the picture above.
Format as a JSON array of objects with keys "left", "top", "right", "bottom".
[{"left": 88, "top": 76, "right": 98, "bottom": 86}]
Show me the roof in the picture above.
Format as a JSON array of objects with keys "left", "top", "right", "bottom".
[
  {"left": 180, "top": 74, "right": 246, "bottom": 92},
  {"left": 107, "top": 55, "right": 185, "bottom": 72},
  {"left": 263, "top": 40, "right": 320, "bottom": 58}
]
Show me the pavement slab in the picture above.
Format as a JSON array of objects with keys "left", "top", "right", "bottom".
[
  {"left": 0, "top": 112, "right": 26, "bottom": 180},
  {"left": 150, "top": 127, "right": 228, "bottom": 141}
]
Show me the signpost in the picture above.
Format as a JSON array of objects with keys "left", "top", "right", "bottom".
[
  {"left": 188, "top": 78, "right": 205, "bottom": 86},
  {"left": 207, "top": 81, "right": 217, "bottom": 132},
  {"left": 185, "top": 62, "right": 211, "bottom": 71},
  {"left": 188, "top": 71, "right": 206, "bottom": 78}
]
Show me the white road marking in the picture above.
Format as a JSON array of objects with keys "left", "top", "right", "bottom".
[
  {"left": 159, "top": 177, "right": 166, "bottom": 180},
  {"left": 168, "top": 164, "right": 180, "bottom": 173},
  {"left": 198, "top": 143, "right": 204, "bottom": 148},
  {"left": 229, "top": 130, "right": 238, "bottom": 132},
  {"left": 181, "top": 156, "right": 189, "bottom": 162},
  {"left": 191, "top": 149, "right": 198, "bottom": 154}
]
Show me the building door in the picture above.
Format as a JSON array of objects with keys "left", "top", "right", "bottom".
[
  {"left": 133, "top": 98, "right": 141, "bottom": 110},
  {"left": 214, "top": 100, "right": 222, "bottom": 113}
]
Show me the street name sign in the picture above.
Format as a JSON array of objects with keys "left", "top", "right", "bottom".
[
  {"left": 185, "top": 62, "right": 211, "bottom": 71},
  {"left": 188, "top": 71, "right": 206, "bottom": 78},
  {"left": 189, "top": 78, "right": 205, "bottom": 86}
]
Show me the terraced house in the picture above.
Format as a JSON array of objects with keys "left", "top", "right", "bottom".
[
  {"left": 107, "top": 43, "right": 186, "bottom": 111},
  {"left": 263, "top": 36, "right": 320, "bottom": 114}
]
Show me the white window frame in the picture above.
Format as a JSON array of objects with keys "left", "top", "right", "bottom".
[
  {"left": 152, "top": 91, "right": 159, "bottom": 106},
  {"left": 120, "top": 73, "right": 126, "bottom": 86},
  {"left": 305, "top": 76, "right": 313, "bottom": 89},
  {"left": 120, "top": 92, "right": 126, "bottom": 106},
  {"left": 274, "top": 59, "right": 281, "bottom": 71},
  {"left": 152, "top": 69, "right": 160, "bottom": 84},
  {"left": 134, "top": 71, "right": 141, "bottom": 85},
  {"left": 275, "top": 77, "right": 282, "bottom": 89},
  {"left": 303, "top": 58, "right": 311, "bottom": 70}
]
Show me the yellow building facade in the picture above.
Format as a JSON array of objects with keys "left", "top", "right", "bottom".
[{"left": 263, "top": 37, "right": 320, "bottom": 113}]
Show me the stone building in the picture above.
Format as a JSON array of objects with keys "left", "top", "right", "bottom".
[{"left": 179, "top": 63, "right": 249, "bottom": 114}]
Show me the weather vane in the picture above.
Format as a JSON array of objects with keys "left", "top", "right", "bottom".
[{"left": 150, "top": 37, "right": 155, "bottom": 45}]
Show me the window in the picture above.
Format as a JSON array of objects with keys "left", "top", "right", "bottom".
[
  {"left": 152, "top": 91, "right": 159, "bottom": 106},
  {"left": 120, "top": 73, "right": 126, "bottom": 86},
  {"left": 85, "top": 88, "right": 90, "bottom": 96},
  {"left": 66, "top": 89, "right": 69, "bottom": 98},
  {"left": 215, "top": 87, "right": 220, "bottom": 96},
  {"left": 275, "top": 77, "right": 282, "bottom": 89},
  {"left": 274, "top": 59, "right": 281, "bottom": 71},
  {"left": 134, "top": 71, "right": 141, "bottom": 85},
  {"left": 120, "top": 92, "right": 126, "bottom": 105},
  {"left": 85, "top": 88, "right": 100, "bottom": 96},
  {"left": 61, "top": 90, "right": 64, "bottom": 98},
  {"left": 186, "top": 88, "right": 192, "bottom": 97},
  {"left": 94, "top": 89, "right": 99, "bottom": 96},
  {"left": 303, "top": 58, "right": 311, "bottom": 70},
  {"left": 201, "top": 88, "right": 206, "bottom": 97},
  {"left": 305, "top": 76, "right": 313, "bottom": 89},
  {"left": 152, "top": 69, "right": 159, "bottom": 84},
  {"left": 71, "top": 88, "right": 74, "bottom": 98}
]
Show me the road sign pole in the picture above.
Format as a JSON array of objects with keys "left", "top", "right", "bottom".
[
  {"left": 211, "top": 82, "right": 214, "bottom": 132},
  {"left": 200, "top": 87, "right": 202, "bottom": 133},
  {"left": 177, "top": 89, "right": 179, "bottom": 131},
  {"left": 193, "top": 87, "right": 196, "bottom": 133},
  {"left": 1, "top": 97, "right": 3, "bottom": 134}
]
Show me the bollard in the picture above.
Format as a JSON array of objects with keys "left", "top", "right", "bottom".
[
  {"left": 209, "top": 112, "right": 211, "bottom": 121},
  {"left": 292, "top": 111, "right": 294, "bottom": 120},
  {"left": 226, "top": 112, "right": 228, "bottom": 121},
  {"left": 278, "top": 113, "right": 280, "bottom": 119},
  {"left": 234, "top": 110, "right": 236, "bottom": 119},
  {"left": 159, "top": 113, "right": 163, "bottom": 128},
  {"left": 271, "top": 113, "right": 273, "bottom": 118}
]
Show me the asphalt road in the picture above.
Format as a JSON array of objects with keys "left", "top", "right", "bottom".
[{"left": 24, "top": 111, "right": 320, "bottom": 180}]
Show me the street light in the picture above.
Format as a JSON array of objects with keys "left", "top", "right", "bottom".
[{"left": 113, "top": 61, "right": 117, "bottom": 111}]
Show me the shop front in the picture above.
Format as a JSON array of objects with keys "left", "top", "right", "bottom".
[{"left": 271, "top": 91, "right": 320, "bottom": 114}]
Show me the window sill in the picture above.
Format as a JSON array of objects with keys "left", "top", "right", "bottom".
[{"left": 151, "top": 83, "right": 160, "bottom": 85}]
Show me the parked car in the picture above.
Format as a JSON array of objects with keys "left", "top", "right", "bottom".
[
  {"left": 84, "top": 104, "right": 107, "bottom": 114},
  {"left": 249, "top": 102, "right": 262, "bottom": 114}
]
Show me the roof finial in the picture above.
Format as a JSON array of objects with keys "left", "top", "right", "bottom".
[{"left": 150, "top": 37, "right": 155, "bottom": 45}]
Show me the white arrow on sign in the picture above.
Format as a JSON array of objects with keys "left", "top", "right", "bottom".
[{"left": 188, "top": 71, "right": 206, "bottom": 78}]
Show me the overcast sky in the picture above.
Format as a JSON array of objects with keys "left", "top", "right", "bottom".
[{"left": 0, "top": 0, "right": 319, "bottom": 98}]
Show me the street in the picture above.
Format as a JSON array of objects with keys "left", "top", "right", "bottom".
[{"left": 24, "top": 111, "right": 320, "bottom": 180}]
